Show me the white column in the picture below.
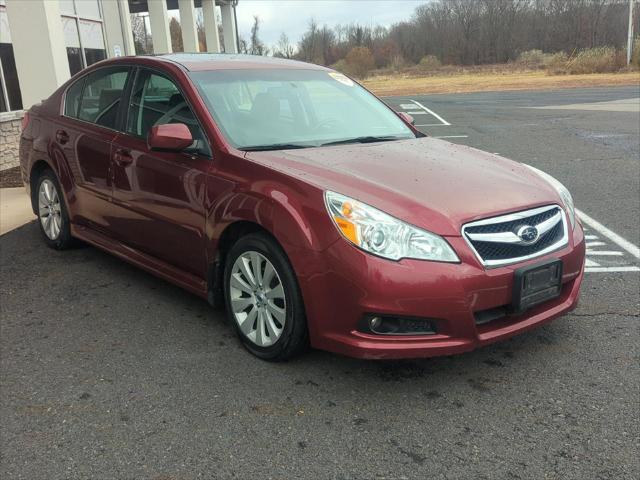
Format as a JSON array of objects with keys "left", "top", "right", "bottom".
[
  {"left": 178, "top": 0, "right": 199, "bottom": 52},
  {"left": 220, "top": 2, "right": 238, "bottom": 53},
  {"left": 202, "top": 0, "right": 221, "bottom": 53},
  {"left": 627, "top": 0, "right": 635, "bottom": 65},
  {"left": 5, "top": 0, "right": 70, "bottom": 109},
  {"left": 147, "top": 0, "right": 172, "bottom": 54},
  {"left": 117, "top": 0, "right": 136, "bottom": 56},
  {"left": 101, "top": 0, "right": 136, "bottom": 57}
]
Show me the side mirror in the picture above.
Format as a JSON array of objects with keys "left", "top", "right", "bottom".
[
  {"left": 398, "top": 112, "right": 415, "bottom": 126},
  {"left": 148, "top": 123, "right": 193, "bottom": 152}
]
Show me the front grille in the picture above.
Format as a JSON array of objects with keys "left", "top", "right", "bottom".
[
  {"left": 464, "top": 208, "right": 559, "bottom": 235},
  {"left": 462, "top": 205, "right": 568, "bottom": 267},
  {"left": 472, "top": 221, "right": 564, "bottom": 260}
]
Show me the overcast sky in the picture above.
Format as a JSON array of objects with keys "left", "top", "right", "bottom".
[{"left": 234, "top": 0, "right": 427, "bottom": 49}]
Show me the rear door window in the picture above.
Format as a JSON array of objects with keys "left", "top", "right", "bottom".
[{"left": 78, "top": 67, "right": 130, "bottom": 129}]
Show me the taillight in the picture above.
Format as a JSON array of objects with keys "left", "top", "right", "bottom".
[{"left": 21, "top": 112, "right": 30, "bottom": 131}]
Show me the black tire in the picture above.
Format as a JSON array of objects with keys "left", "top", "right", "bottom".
[
  {"left": 34, "top": 169, "right": 75, "bottom": 250},
  {"left": 223, "top": 232, "right": 309, "bottom": 361}
]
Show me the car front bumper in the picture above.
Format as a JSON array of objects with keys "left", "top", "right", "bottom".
[{"left": 296, "top": 221, "right": 586, "bottom": 359}]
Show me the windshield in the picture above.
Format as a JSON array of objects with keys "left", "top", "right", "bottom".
[{"left": 189, "top": 69, "right": 415, "bottom": 150}]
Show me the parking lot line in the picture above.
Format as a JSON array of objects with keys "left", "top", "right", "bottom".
[
  {"left": 585, "top": 251, "right": 624, "bottom": 256},
  {"left": 577, "top": 209, "right": 640, "bottom": 259},
  {"left": 586, "top": 241, "right": 606, "bottom": 247},
  {"left": 410, "top": 100, "right": 451, "bottom": 126},
  {"left": 584, "top": 266, "right": 640, "bottom": 273}
]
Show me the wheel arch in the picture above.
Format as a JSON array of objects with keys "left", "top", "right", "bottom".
[
  {"left": 207, "top": 220, "right": 282, "bottom": 307},
  {"left": 28, "top": 159, "right": 55, "bottom": 214}
]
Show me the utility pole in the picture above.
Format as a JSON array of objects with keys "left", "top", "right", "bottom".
[{"left": 628, "top": 0, "right": 635, "bottom": 65}]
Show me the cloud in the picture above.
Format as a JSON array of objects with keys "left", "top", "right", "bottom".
[{"left": 235, "top": 0, "right": 426, "bottom": 48}]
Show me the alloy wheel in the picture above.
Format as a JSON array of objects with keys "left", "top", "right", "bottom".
[
  {"left": 38, "top": 179, "right": 62, "bottom": 240},
  {"left": 229, "top": 251, "right": 287, "bottom": 347}
]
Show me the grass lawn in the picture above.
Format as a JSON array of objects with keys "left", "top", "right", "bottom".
[{"left": 363, "top": 70, "right": 640, "bottom": 96}]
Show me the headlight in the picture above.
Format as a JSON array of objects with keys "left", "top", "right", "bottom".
[
  {"left": 324, "top": 191, "right": 459, "bottom": 262},
  {"left": 524, "top": 165, "right": 576, "bottom": 229}
]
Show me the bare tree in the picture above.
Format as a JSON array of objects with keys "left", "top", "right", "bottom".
[
  {"left": 196, "top": 10, "right": 207, "bottom": 51},
  {"left": 298, "top": 18, "right": 322, "bottom": 63},
  {"left": 238, "top": 36, "right": 249, "bottom": 54},
  {"left": 131, "top": 13, "right": 152, "bottom": 54},
  {"left": 169, "top": 17, "right": 183, "bottom": 52},
  {"left": 274, "top": 33, "right": 295, "bottom": 58},
  {"left": 249, "top": 16, "right": 268, "bottom": 55}
]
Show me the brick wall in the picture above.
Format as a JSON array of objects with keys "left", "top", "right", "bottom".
[{"left": 1, "top": 111, "right": 25, "bottom": 171}]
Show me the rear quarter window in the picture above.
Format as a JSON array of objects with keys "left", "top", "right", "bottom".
[{"left": 64, "top": 78, "right": 85, "bottom": 118}]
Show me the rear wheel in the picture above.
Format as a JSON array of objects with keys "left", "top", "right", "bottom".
[
  {"left": 35, "top": 169, "right": 74, "bottom": 249},
  {"left": 224, "top": 233, "right": 308, "bottom": 361}
]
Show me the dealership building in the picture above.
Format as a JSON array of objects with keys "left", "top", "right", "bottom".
[{"left": 0, "top": 0, "right": 239, "bottom": 171}]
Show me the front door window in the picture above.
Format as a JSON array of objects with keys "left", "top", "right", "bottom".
[{"left": 126, "top": 70, "right": 210, "bottom": 156}]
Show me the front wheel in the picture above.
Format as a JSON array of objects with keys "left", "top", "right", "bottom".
[{"left": 224, "top": 233, "right": 308, "bottom": 361}]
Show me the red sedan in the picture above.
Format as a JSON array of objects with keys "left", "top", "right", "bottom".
[{"left": 19, "top": 54, "right": 585, "bottom": 361}]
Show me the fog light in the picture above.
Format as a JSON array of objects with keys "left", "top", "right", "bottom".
[
  {"left": 369, "top": 316, "right": 383, "bottom": 330},
  {"left": 359, "top": 314, "right": 438, "bottom": 335}
]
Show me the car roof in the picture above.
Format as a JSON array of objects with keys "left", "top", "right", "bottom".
[{"left": 134, "top": 53, "right": 329, "bottom": 72}]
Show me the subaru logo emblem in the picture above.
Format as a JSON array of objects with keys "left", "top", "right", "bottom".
[{"left": 517, "top": 225, "right": 539, "bottom": 244}]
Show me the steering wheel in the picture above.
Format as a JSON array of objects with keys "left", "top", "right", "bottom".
[{"left": 154, "top": 101, "right": 189, "bottom": 127}]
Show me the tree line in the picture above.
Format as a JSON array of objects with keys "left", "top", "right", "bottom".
[{"left": 268, "top": 0, "right": 637, "bottom": 69}]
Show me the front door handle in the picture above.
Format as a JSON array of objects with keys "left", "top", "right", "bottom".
[
  {"left": 114, "top": 148, "right": 133, "bottom": 166},
  {"left": 56, "top": 129, "right": 69, "bottom": 145}
]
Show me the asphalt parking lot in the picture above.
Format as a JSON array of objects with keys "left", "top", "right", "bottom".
[{"left": 2, "top": 86, "right": 639, "bottom": 479}]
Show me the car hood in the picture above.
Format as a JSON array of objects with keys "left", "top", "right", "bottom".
[{"left": 245, "top": 137, "right": 561, "bottom": 236}]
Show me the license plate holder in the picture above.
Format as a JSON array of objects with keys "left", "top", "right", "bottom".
[{"left": 512, "top": 259, "right": 563, "bottom": 313}]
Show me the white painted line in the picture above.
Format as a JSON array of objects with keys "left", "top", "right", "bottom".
[
  {"left": 585, "top": 258, "right": 601, "bottom": 267},
  {"left": 585, "top": 266, "right": 640, "bottom": 273},
  {"left": 529, "top": 98, "right": 640, "bottom": 113},
  {"left": 411, "top": 100, "right": 451, "bottom": 126},
  {"left": 403, "top": 111, "right": 428, "bottom": 114},
  {"left": 585, "top": 251, "right": 624, "bottom": 256},
  {"left": 586, "top": 241, "right": 606, "bottom": 247},
  {"left": 415, "top": 124, "right": 451, "bottom": 127},
  {"left": 584, "top": 234, "right": 599, "bottom": 240},
  {"left": 577, "top": 209, "right": 640, "bottom": 259},
  {"left": 433, "top": 135, "right": 469, "bottom": 139},
  {"left": 399, "top": 103, "right": 416, "bottom": 109}
]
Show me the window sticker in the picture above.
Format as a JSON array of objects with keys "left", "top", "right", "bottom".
[{"left": 328, "top": 72, "right": 354, "bottom": 87}]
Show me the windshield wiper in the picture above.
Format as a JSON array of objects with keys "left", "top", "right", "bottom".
[
  {"left": 320, "top": 136, "right": 407, "bottom": 147},
  {"left": 240, "top": 136, "right": 408, "bottom": 151},
  {"left": 240, "top": 143, "right": 311, "bottom": 151}
]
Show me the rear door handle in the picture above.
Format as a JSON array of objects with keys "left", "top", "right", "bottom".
[
  {"left": 114, "top": 148, "right": 133, "bottom": 166},
  {"left": 56, "top": 129, "right": 69, "bottom": 145}
]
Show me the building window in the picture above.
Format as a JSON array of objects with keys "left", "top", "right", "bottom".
[
  {"left": 0, "top": 0, "right": 22, "bottom": 112},
  {"left": 61, "top": 0, "right": 107, "bottom": 76}
]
